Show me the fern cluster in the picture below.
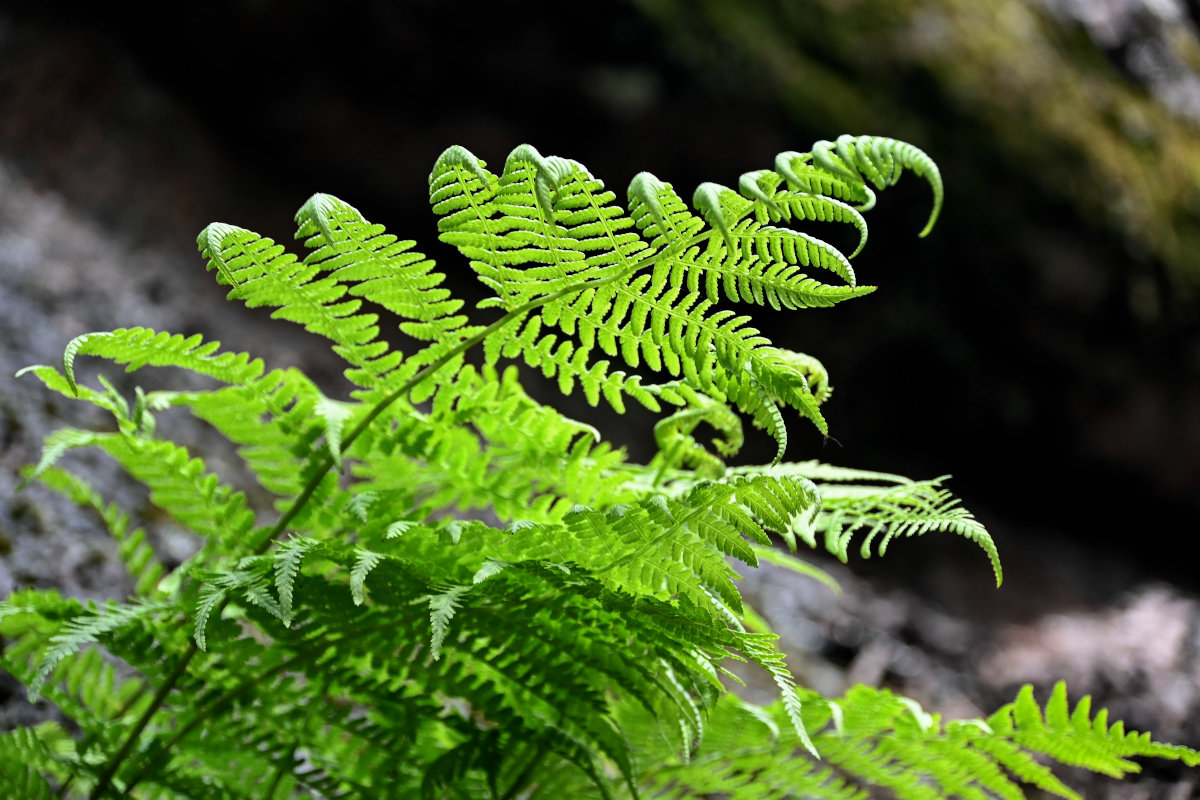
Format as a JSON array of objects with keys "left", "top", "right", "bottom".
[{"left": 3, "top": 136, "right": 1196, "bottom": 798}]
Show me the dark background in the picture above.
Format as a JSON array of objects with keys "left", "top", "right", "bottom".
[{"left": 2, "top": 0, "right": 1199, "bottom": 790}]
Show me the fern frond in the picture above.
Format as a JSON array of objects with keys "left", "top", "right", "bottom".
[
  {"left": 434, "top": 147, "right": 830, "bottom": 456},
  {"left": 426, "top": 584, "right": 471, "bottom": 661},
  {"left": 810, "top": 135, "right": 944, "bottom": 236},
  {"left": 294, "top": 192, "right": 472, "bottom": 394},
  {"left": 60, "top": 327, "right": 265, "bottom": 393},
  {"left": 1, "top": 596, "right": 157, "bottom": 763},
  {"left": 283, "top": 561, "right": 651, "bottom": 796},
  {"left": 725, "top": 462, "right": 1002, "bottom": 585},
  {"left": 631, "top": 174, "right": 868, "bottom": 311},
  {"left": 191, "top": 583, "right": 225, "bottom": 652},
  {"left": 18, "top": 427, "right": 102, "bottom": 490},
  {"left": 431, "top": 139, "right": 937, "bottom": 453},
  {"left": 350, "top": 365, "right": 634, "bottom": 523},
  {"left": 486, "top": 311, "right": 661, "bottom": 414},
  {"left": 29, "top": 328, "right": 342, "bottom": 527},
  {"left": 349, "top": 548, "right": 385, "bottom": 606},
  {"left": 993, "top": 682, "right": 1200, "bottom": 780},
  {"left": 726, "top": 473, "right": 822, "bottom": 553},
  {"left": 93, "top": 432, "right": 258, "bottom": 552},
  {"left": 634, "top": 683, "right": 1199, "bottom": 800},
  {"left": 739, "top": 167, "right": 871, "bottom": 256},
  {"left": 431, "top": 143, "right": 647, "bottom": 307},
  {"left": 650, "top": 385, "right": 743, "bottom": 478},
  {"left": 773, "top": 149, "right": 878, "bottom": 209},
  {"left": 20, "top": 429, "right": 258, "bottom": 561},
  {"left": 582, "top": 276, "right": 831, "bottom": 443},
  {"left": 817, "top": 475, "right": 1001, "bottom": 586},
  {"left": 189, "top": 557, "right": 295, "bottom": 648},
  {"left": 170, "top": 367, "right": 329, "bottom": 501},
  {"left": 273, "top": 536, "right": 317, "bottom": 627},
  {"left": 198, "top": 221, "right": 397, "bottom": 391},
  {"left": 27, "top": 598, "right": 168, "bottom": 700},
  {"left": 554, "top": 497, "right": 747, "bottom": 615},
  {"left": 692, "top": 180, "right": 861, "bottom": 288}
]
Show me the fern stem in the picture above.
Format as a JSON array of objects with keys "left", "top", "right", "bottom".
[
  {"left": 89, "top": 639, "right": 198, "bottom": 800},
  {"left": 58, "top": 680, "right": 155, "bottom": 799}
]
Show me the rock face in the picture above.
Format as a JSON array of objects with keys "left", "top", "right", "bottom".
[{"left": 1, "top": 3, "right": 1198, "bottom": 795}]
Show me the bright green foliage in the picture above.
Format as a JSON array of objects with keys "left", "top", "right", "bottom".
[
  {"left": 3, "top": 137, "right": 1195, "bottom": 799},
  {"left": 620, "top": 681, "right": 1200, "bottom": 800}
]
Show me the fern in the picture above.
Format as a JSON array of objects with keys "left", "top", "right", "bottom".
[
  {"left": 625, "top": 682, "right": 1200, "bottom": 800},
  {"left": 3, "top": 136, "right": 1194, "bottom": 800}
]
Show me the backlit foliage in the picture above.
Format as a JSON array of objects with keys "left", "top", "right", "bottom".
[{"left": 3, "top": 137, "right": 1195, "bottom": 798}]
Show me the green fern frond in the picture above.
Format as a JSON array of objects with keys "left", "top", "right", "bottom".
[
  {"left": 294, "top": 192, "right": 470, "bottom": 393},
  {"left": 739, "top": 632, "right": 819, "bottom": 756},
  {"left": 313, "top": 392, "right": 357, "bottom": 469},
  {"left": 633, "top": 683, "right": 1198, "bottom": 800},
  {"left": 273, "top": 536, "right": 318, "bottom": 627},
  {"left": 650, "top": 385, "right": 743, "bottom": 478},
  {"left": 773, "top": 149, "right": 878, "bottom": 210},
  {"left": 329, "top": 565, "right": 655, "bottom": 795},
  {"left": 485, "top": 311, "right": 661, "bottom": 414},
  {"left": 627, "top": 170, "right": 709, "bottom": 259},
  {"left": 17, "top": 427, "right": 102, "bottom": 490},
  {"left": 350, "top": 367, "right": 633, "bottom": 523},
  {"left": 817, "top": 475, "right": 1001, "bottom": 586},
  {"left": 60, "top": 327, "right": 265, "bottom": 394},
  {"left": 543, "top": 496, "right": 747, "bottom": 615},
  {"left": 93, "top": 433, "right": 258, "bottom": 552},
  {"left": 993, "top": 682, "right": 1200, "bottom": 781},
  {"left": 693, "top": 180, "right": 861, "bottom": 288},
  {"left": 431, "top": 143, "right": 646, "bottom": 307},
  {"left": 198, "top": 221, "right": 397, "bottom": 391},
  {"left": 725, "top": 473, "right": 822, "bottom": 553},
  {"left": 189, "top": 557, "right": 297, "bottom": 648},
  {"left": 430, "top": 139, "right": 936, "bottom": 453},
  {"left": 810, "top": 135, "right": 943, "bottom": 236},
  {"left": 349, "top": 548, "right": 385, "bottom": 606},
  {"left": 27, "top": 599, "right": 167, "bottom": 701},
  {"left": 171, "top": 367, "right": 329, "bottom": 501},
  {"left": 1, "top": 607, "right": 153, "bottom": 764},
  {"left": 426, "top": 584, "right": 471, "bottom": 661},
  {"left": 28, "top": 327, "right": 338, "bottom": 519},
  {"left": 725, "top": 462, "right": 1001, "bottom": 585},
  {"left": 629, "top": 171, "right": 868, "bottom": 312},
  {"left": 739, "top": 167, "right": 870, "bottom": 256},
  {"left": 191, "top": 582, "right": 225, "bottom": 651}
]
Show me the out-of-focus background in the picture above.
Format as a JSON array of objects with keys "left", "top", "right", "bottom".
[{"left": 2, "top": 1, "right": 1199, "bottom": 795}]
